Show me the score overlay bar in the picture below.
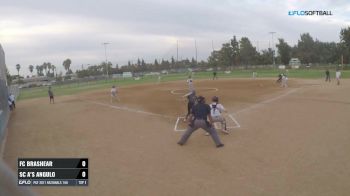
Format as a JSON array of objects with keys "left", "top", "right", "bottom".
[{"left": 18, "top": 158, "right": 88, "bottom": 186}]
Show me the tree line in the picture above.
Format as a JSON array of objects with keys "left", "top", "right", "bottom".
[
  {"left": 208, "top": 27, "right": 350, "bottom": 68},
  {"left": 11, "top": 27, "right": 350, "bottom": 80}
]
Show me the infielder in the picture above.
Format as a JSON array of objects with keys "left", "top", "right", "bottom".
[
  {"left": 48, "top": 86, "right": 54, "bottom": 104},
  {"left": 325, "top": 69, "right": 331, "bottom": 82},
  {"left": 110, "top": 85, "right": 120, "bottom": 103},
  {"left": 212, "top": 71, "right": 218, "bottom": 80},
  {"left": 276, "top": 73, "right": 283, "bottom": 83},
  {"left": 336, "top": 69, "right": 341, "bottom": 85},
  {"left": 187, "top": 75, "right": 195, "bottom": 93},
  {"left": 281, "top": 74, "right": 288, "bottom": 88}
]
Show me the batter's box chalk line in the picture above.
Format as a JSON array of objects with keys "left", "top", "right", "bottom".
[{"left": 174, "top": 114, "right": 240, "bottom": 132}]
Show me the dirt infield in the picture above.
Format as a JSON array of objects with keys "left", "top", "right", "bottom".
[{"left": 3, "top": 78, "right": 350, "bottom": 196}]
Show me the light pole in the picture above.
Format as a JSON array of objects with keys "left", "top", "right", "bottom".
[
  {"left": 194, "top": 40, "right": 198, "bottom": 64},
  {"left": 102, "top": 42, "right": 110, "bottom": 78},
  {"left": 269, "top": 32, "right": 276, "bottom": 66},
  {"left": 176, "top": 40, "right": 179, "bottom": 63}
]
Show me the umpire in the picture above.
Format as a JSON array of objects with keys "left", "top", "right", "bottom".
[{"left": 178, "top": 96, "right": 224, "bottom": 148}]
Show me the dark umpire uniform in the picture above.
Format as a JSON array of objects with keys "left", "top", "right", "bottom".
[{"left": 178, "top": 96, "right": 224, "bottom": 148}]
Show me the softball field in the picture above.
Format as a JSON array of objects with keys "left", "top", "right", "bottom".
[{"left": 3, "top": 78, "right": 350, "bottom": 196}]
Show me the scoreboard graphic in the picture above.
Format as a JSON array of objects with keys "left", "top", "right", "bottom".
[{"left": 18, "top": 158, "right": 88, "bottom": 186}]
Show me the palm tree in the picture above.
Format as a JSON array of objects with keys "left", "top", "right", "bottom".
[
  {"left": 29, "top": 65, "right": 34, "bottom": 76},
  {"left": 42, "top": 62, "right": 47, "bottom": 75},
  {"left": 36, "top": 65, "right": 40, "bottom": 76},
  {"left": 40, "top": 65, "right": 44, "bottom": 76},
  {"left": 51, "top": 65, "right": 56, "bottom": 78},
  {"left": 16, "top": 64, "right": 21, "bottom": 79},
  {"left": 63, "top": 58, "right": 72, "bottom": 73},
  {"left": 47, "top": 62, "right": 52, "bottom": 75}
]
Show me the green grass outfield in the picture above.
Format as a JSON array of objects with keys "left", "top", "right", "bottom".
[{"left": 18, "top": 69, "right": 350, "bottom": 101}]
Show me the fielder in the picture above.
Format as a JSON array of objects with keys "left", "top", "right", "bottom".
[
  {"left": 252, "top": 71, "right": 257, "bottom": 79},
  {"left": 276, "top": 73, "right": 283, "bottom": 84},
  {"left": 325, "top": 69, "right": 331, "bottom": 82},
  {"left": 336, "top": 69, "right": 341, "bottom": 85},
  {"left": 187, "top": 75, "right": 195, "bottom": 93},
  {"left": 110, "top": 85, "right": 120, "bottom": 103},
  {"left": 157, "top": 75, "right": 161, "bottom": 84},
  {"left": 212, "top": 71, "right": 218, "bottom": 80},
  {"left": 281, "top": 74, "right": 288, "bottom": 88},
  {"left": 48, "top": 86, "right": 54, "bottom": 104}
]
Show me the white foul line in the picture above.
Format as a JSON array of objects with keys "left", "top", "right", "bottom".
[
  {"left": 228, "top": 114, "right": 241, "bottom": 128},
  {"left": 83, "top": 99, "right": 175, "bottom": 119},
  {"left": 234, "top": 88, "right": 299, "bottom": 115},
  {"left": 174, "top": 117, "right": 186, "bottom": 132}
]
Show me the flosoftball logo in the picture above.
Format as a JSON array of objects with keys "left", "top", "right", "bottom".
[{"left": 288, "top": 10, "right": 332, "bottom": 16}]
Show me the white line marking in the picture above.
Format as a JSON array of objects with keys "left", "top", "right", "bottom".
[
  {"left": 0, "top": 110, "right": 2, "bottom": 115},
  {"left": 170, "top": 88, "right": 218, "bottom": 95},
  {"left": 228, "top": 114, "right": 241, "bottom": 128},
  {"left": 174, "top": 117, "right": 186, "bottom": 132},
  {"left": 170, "top": 89, "right": 186, "bottom": 95},
  {"left": 234, "top": 88, "right": 299, "bottom": 114},
  {"left": 174, "top": 114, "right": 241, "bottom": 131},
  {"left": 84, "top": 99, "right": 175, "bottom": 119},
  {"left": 174, "top": 117, "right": 180, "bottom": 131}
]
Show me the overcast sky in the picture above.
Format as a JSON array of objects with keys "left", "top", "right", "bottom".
[{"left": 0, "top": 0, "right": 349, "bottom": 75}]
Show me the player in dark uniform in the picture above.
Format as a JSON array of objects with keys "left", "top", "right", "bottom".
[
  {"left": 178, "top": 96, "right": 224, "bottom": 148},
  {"left": 48, "top": 86, "right": 54, "bottom": 104},
  {"left": 276, "top": 73, "right": 283, "bottom": 83},
  {"left": 213, "top": 71, "right": 218, "bottom": 80},
  {"left": 185, "top": 91, "right": 197, "bottom": 120},
  {"left": 325, "top": 69, "right": 331, "bottom": 82}
]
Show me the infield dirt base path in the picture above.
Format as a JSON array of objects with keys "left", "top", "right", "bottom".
[{"left": 4, "top": 78, "right": 350, "bottom": 196}]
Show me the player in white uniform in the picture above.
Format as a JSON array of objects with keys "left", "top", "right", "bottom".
[
  {"left": 157, "top": 75, "right": 161, "bottom": 84},
  {"left": 336, "top": 69, "right": 341, "bottom": 85},
  {"left": 252, "top": 71, "right": 257, "bottom": 79},
  {"left": 187, "top": 76, "right": 194, "bottom": 93},
  {"left": 205, "top": 96, "right": 228, "bottom": 135},
  {"left": 110, "top": 85, "right": 120, "bottom": 103},
  {"left": 281, "top": 74, "right": 288, "bottom": 88},
  {"left": 9, "top": 94, "right": 15, "bottom": 109}
]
